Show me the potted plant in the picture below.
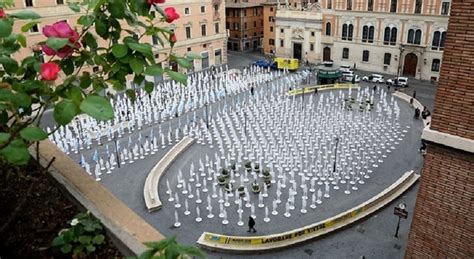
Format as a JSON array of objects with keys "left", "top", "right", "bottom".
[
  {"left": 254, "top": 163, "right": 260, "bottom": 174},
  {"left": 217, "top": 175, "right": 227, "bottom": 186},
  {"left": 244, "top": 161, "right": 252, "bottom": 172},
  {"left": 220, "top": 168, "right": 230, "bottom": 178},
  {"left": 251, "top": 181, "right": 261, "bottom": 194},
  {"left": 237, "top": 186, "right": 245, "bottom": 197},
  {"left": 263, "top": 170, "right": 271, "bottom": 180}
]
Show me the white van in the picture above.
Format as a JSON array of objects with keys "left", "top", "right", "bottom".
[{"left": 339, "top": 65, "right": 352, "bottom": 73}]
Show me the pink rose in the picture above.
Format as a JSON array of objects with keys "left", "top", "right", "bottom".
[
  {"left": 40, "top": 62, "right": 61, "bottom": 81},
  {"left": 164, "top": 7, "right": 179, "bottom": 23},
  {"left": 42, "top": 21, "right": 80, "bottom": 58},
  {"left": 0, "top": 9, "right": 6, "bottom": 18},
  {"left": 147, "top": 0, "right": 165, "bottom": 5},
  {"left": 169, "top": 33, "right": 177, "bottom": 45}
]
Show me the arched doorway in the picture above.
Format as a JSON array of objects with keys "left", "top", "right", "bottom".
[
  {"left": 323, "top": 47, "right": 331, "bottom": 61},
  {"left": 403, "top": 53, "right": 418, "bottom": 77}
]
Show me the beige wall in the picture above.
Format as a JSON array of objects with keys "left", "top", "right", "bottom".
[{"left": 7, "top": 0, "right": 227, "bottom": 74}]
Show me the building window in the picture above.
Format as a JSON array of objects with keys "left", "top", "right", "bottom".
[
  {"left": 347, "top": 0, "right": 352, "bottom": 10},
  {"left": 384, "top": 27, "right": 397, "bottom": 45},
  {"left": 362, "top": 25, "right": 374, "bottom": 43},
  {"left": 253, "top": 32, "right": 256, "bottom": 36},
  {"left": 310, "top": 43, "right": 314, "bottom": 51},
  {"left": 214, "top": 4, "right": 219, "bottom": 11},
  {"left": 269, "top": 39, "right": 275, "bottom": 45},
  {"left": 325, "top": 22, "right": 331, "bottom": 36},
  {"left": 201, "top": 24, "right": 207, "bottom": 36},
  {"left": 215, "top": 23, "right": 220, "bottom": 34},
  {"left": 253, "top": 8, "right": 257, "bottom": 16},
  {"left": 280, "top": 39, "right": 284, "bottom": 47},
  {"left": 200, "top": 6, "right": 206, "bottom": 13},
  {"left": 441, "top": 2, "right": 450, "bottom": 15},
  {"left": 342, "top": 24, "right": 354, "bottom": 41},
  {"left": 432, "top": 31, "right": 446, "bottom": 50},
  {"left": 362, "top": 50, "right": 369, "bottom": 62},
  {"left": 415, "top": 0, "right": 422, "bottom": 14},
  {"left": 368, "top": 0, "right": 373, "bottom": 11},
  {"left": 270, "top": 26, "right": 273, "bottom": 32},
  {"left": 327, "top": 0, "right": 332, "bottom": 9},
  {"left": 25, "top": 0, "right": 33, "bottom": 7},
  {"left": 311, "top": 31, "right": 315, "bottom": 37},
  {"left": 243, "top": 10, "right": 247, "bottom": 16},
  {"left": 185, "top": 26, "right": 191, "bottom": 39},
  {"left": 384, "top": 53, "right": 391, "bottom": 65},
  {"left": 30, "top": 24, "right": 39, "bottom": 33},
  {"left": 269, "top": 16, "right": 274, "bottom": 22},
  {"left": 390, "top": 0, "right": 397, "bottom": 12},
  {"left": 185, "top": 7, "right": 190, "bottom": 15},
  {"left": 270, "top": 7, "right": 273, "bottom": 12},
  {"left": 234, "top": 23, "right": 239, "bottom": 30},
  {"left": 152, "top": 35, "right": 159, "bottom": 45},
  {"left": 57, "top": 0, "right": 64, "bottom": 4},
  {"left": 226, "top": 22, "right": 229, "bottom": 29},
  {"left": 342, "top": 48, "right": 349, "bottom": 59},
  {"left": 431, "top": 59, "right": 440, "bottom": 72},
  {"left": 407, "top": 29, "right": 422, "bottom": 44},
  {"left": 244, "top": 23, "right": 247, "bottom": 29},
  {"left": 253, "top": 21, "right": 257, "bottom": 28}
]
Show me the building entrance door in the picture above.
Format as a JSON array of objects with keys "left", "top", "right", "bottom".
[
  {"left": 293, "top": 43, "right": 302, "bottom": 60},
  {"left": 323, "top": 47, "right": 331, "bottom": 61},
  {"left": 403, "top": 53, "right": 418, "bottom": 77}
]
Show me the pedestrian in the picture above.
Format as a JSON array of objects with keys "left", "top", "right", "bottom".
[
  {"left": 250, "top": 85, "right": 254, "bottom": 96},
  {"left": 248, "top": 216, "right": 256, "bottom": 233},
  {"left": 387, "top": 84, "right": 391, "bottom": 91},
  {"left": 414, "top": 107, "right": 420, "bottom": 119},
  {"left": 372, "top": 85, "right": 377, "bottom": 92},
  {"left": 412, "top": 90, "right": 416, "bottom": 99},
  {"left": 313, "top": 87, "right": 318, "bottom": 95},
  {"left": 418, "top": 139, "right": 427, "bottom": 154},
  {"left": 421, "top": 106, "right": 431, "bottom": 120},
  {"left": 410, "top": 97, "right": 414, "bottom": 106}
]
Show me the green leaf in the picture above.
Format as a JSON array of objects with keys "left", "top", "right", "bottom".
[
  {"left": 129, "top": 58, "right": 144, "bottom": 75},
  {"left": 185, "top": 52, "right": 203, "bottom": 60},
  {"left": 46, "top": 37, "right": 69, "bottom": 51},
  {"left": 92, "top": 234, "right": 105, "bottom": 245},
  {"left": 21, "top": 21, "right": 40, "bottom": 32},
  {"left": 107, "top": 0, "right": 126, "bottom": 18},
  {"left": 10, "top": 10, "right": 41, "bottom": 20},
  {"left": 20, "top": 126, "right": 48, "bottom": 141},
  {"left": 111, "top": 44, "right": 128, "bottom": 58},
  {"left": 167, "top": 71, "right": 187, "bottom": 86},
  {"left": 108, "top": 80, "right": 125, "bottom": 91},
  {"left": 52, "top": 235, "right": 65, "bottom": 247},
  {"left": 0, "top": 139, "right": 30, "bottom": 165},
  {"left": 68, "top": 2, "right": 81, "bottom": 12},
  {"left": 80, "top": 95, "right": 114, "bottom": 121},
  {"left": 144, "top": 81, "right": 154, "bottom": 94},
  {"left": 0, "top": 19, "right": 13, "bottom": 38},
  {"left": 177, "top": 58, "right": 192, "bottom": 69},
  {"left": 125, "top": 89, "right": 136, "bottom": 102},
  {"left": 16, "top": 34, "right": 27, "bottom": 47},
  {"left": 82, "top": 32, "right": 97, "bottom": 49},
  {"left": 0, "top": 133, "right": 10, "bottom": 145},
  {"left": 138, "top": 249, "right": 155, "bottom": 259},
  {"left": 54, "top": 99, "right": 79, "bottom": 125},
  {"left": 144, "top": 65, "right": 163, "bottom": 76},
  {"left": 95, "top": 18, "right": 108, "bottom": 37},
  {"left": 60, "top": 244, "right": 72, "bottom": 254},
  {"left": 78, "top": 15, "right": 94, "bottom": 27},
  {"left": 126, "top": 42, "right": 153, "bottom": 56},
  {"left": 0, "top": 56, "right": 19, "bottom": 74},
  {"left": 78, "top": 235, "right": 92, "bottom": 244},
  {"left": 86, "top": 245, "right": 96, "bottom": 252},
  {"left": 60, "top": 59, "right": 74, "bottom": 76}
]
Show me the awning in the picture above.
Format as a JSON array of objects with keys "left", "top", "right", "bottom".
[{"left": 318, "top": 70, "right": 342, "bottom": 79}]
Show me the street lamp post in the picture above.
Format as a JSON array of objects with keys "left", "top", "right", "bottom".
[
  {"left": 394, "top": 203, "right": 408, "bottom": 238},
  {"left": 205, "top": 102, "right": 209, "bottom": 129},
  {"left": 114, "top": 137, "right": 121, "bottom": 169},
  {"left": 396, "top": 45, "right": 404, "bottom": 92},
  {"left": 333, "top": 137, "right": 340, "bottom": 173}
]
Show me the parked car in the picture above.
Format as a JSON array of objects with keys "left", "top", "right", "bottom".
[
  {"left": 362, "top": 74, "right": 384, "bottom": 83},
  {"left": 339, "top": 64, "right": 352, "bottom": 73},
  {"left": 341, "top": 71, "right": 360, "bottom": 82},
  {"left": 386, "top": 77, "right": 409, "bottom": 87},
  {"left": 253, "top": 59, "right": 277, "bottom": 69}
]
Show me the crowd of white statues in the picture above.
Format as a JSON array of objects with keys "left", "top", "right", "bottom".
[{"left": 47, "top": 64, "right": 409, "bottom": 228}]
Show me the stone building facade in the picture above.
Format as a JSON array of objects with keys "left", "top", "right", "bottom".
[
  {"left": 225, "top": 0, "right": 266, "bottom": 51},
  {"left": 271, "top": 0, "right": 451, "bottom": 80},
  {"left": 7, "top": 0, "right": 227, "bottom": 74},
  {"left": 405, "top": 0, "right": 474, "bottom": 257}
]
